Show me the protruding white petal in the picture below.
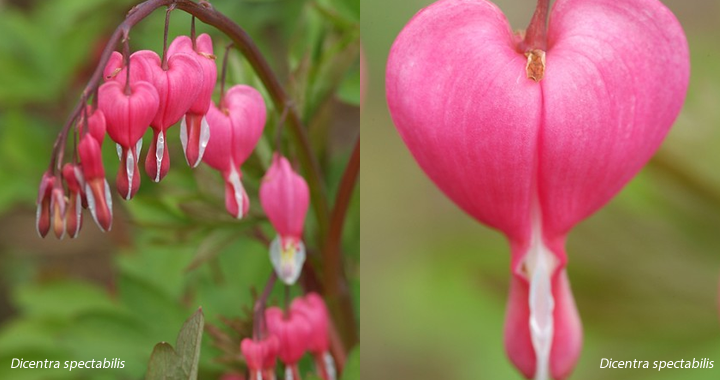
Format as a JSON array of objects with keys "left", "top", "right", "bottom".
[
  {"left": 526, "top": 218, "right": 556, "bottom": 380},
  {"left": 196, "top": 115, "right": 210, "bottom": 167},
  {"left": 270, "top": 236, "right": 306, "bottom": 285},
  {"left": 180, "top": 115, "right": 188, "bottom": 163},
  {"left": 85, "top": 182, "right": 99, "bottom": 228},
  {"left": 154, "top": 130, "right": 165, "bottom": 182},
  {"left": 72, "top": 192, "right": 82, "bottom": 237},
  {"left": 324, "top": 351, "right": 337, "bottom": 380},
  {"left": 285, "top": 367, "right": 294, "bottom": 380},
  {"left": 85, "top": 179, "right": 113, "bottom": 232},
  {"left": 228, "top": 166, "right": 246, "bottom": 219},
  {"left": 136, "top": 137, "right": 143, "bottom": 154},
  {"left": 116, "top": 143, "right": 123, "bottom": 160},
  {"left": 104, "top": 178, "right": 113, "bottom": 225},
  {"left": 125, "top": 149, "right": 135, "bottom": 200},
  {"left": 35, "top": 202, "right": 43, "bottom": 238}
]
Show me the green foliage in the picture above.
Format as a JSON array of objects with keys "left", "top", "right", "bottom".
[
  {"left": 0, "top": 0, "right": 359, "bottom": 379},
  {"left": 146, "top": 309, "right": 204, "bottom": 380},
  {"left": 341, "top": 348, "right": 360, "bottom": 380}
]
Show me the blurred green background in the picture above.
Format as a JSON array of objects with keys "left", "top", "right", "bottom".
[
  {"left": 361, "top": 0, "right": 720, "bottom": 379},
  {"left": 0, "top": 0, "right": 359, "bottom": 379}
]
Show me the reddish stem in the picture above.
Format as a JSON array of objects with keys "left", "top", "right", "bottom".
[
  {"left": 253, "top": 271, "right": 277, "bottom": 339},
  {"left": 522, "top": 0, "right": 550, "bottom": 51},
  {"left": 323, "top": 138, "right": 360, "bottom": 349}
]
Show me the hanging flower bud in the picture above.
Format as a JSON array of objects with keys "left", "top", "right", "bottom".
[
  {"left": 265, "top": 307, "right": 310, "bottom": 380},
  {"left": 259, "top": 155, "right": 309, "bottom": 285},
  {"left": 50, "top": 183, "right": 66, "bottom": 239},
  {"left": 168, "top": 34, "right": 218, "bottom": 167},
  {"left": 99, "top": 76, "right": 159, "bottom": 200},
  {"left": 78, "top": 134, "right": 112, "bottom": 232},
  {"left": 62, "top": 163, "right": 85, "bottom": 238},
  {"left": 386, "top": 0, "right": 689, "bottom": 378},
  {"left": 77, "top": 105, "right": 107, "bottom": 146},
  {"left": 202, "top": 85, "right": 266, "bottom": 219},
  {"left": 240, "top": 336, "right": 279, "bottom": 380},
  {"left": 291, "top": 293, "right": 335, "bottom": 380},
  {"left": 35, "top": 171, "right": 55, "bottom": 238}
]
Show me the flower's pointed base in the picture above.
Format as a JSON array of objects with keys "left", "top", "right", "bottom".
[
  {"left": 223, "top": 166, "right": 249, "bottom": 219},
  {"left": 66, "top": 191, "right": 83, "bottom": 239},
  {"left": 116, "top": 141, "right": 142, "bottom": 200},
  {"left": 180, "top": 113, "right": 210, "bottom": 168},
  {"left": 85, "top": 178, "right": 113, "bottom": 232},
  {"left": 269, "top": 236, "right": 306, "bottom": 285},
  {"left": 145, "top": 129, "right": 170, "bottom": 182}
]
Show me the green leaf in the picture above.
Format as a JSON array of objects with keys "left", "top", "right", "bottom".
[
  {"left": 341, "top": 347, "right": 360, "bottom": 380},
  {"left": 145, "top": 308, "right": 205, "bottom": 380}
]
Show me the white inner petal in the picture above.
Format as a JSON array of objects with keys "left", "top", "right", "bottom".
[
  {"left": 85, "top": 183, "right": 99, "bottom": 228},
  {"left": 228, "top": 166, "right": 245, "bottom": 219},
  {"left": 256, "top": 373, "right": 262, "bottom": 380},
  {"left": 104, "top": 178, "right": 113, "bottom": 227},
  {"left": 196, "top": 115, "right": 210, "bottom": 167},
  {"left": 116, "top": 143, "right": 123, "bottom": 160},
  {"left": 73, "top": 192, "right": 82, "bottom": 236},
  {"left": 125, "top": 148, "right": 135, "bottom": 200},
  {"left": 324, "top": 351, "right": 337, "bottom": 380},
  {"left": 35, "top": 201, "right": 43, "bottom": 237},
  {"left": 136, "top": 137, "right": 143, "bottom": 154},
  {"left": 269, "top": 236, "right": 306, "bottom": 285},
  {"left": 154, "top": 131, "right": 165, "bottom": 182},
  {"left": 285, "top": 367, "right": 294, "bottom": 380},
  {"left": 180, "top": 115, "right": 188, "bottom": 163},
  {"left": 526, "top": 217, "right": 556, "bottom": 380}
]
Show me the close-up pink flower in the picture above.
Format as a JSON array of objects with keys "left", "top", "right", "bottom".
[{"left": 386, "top": 0, "right": 689, "bottom": 378}]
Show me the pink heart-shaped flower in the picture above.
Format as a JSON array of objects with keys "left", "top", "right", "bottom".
[
  {"left": 168, "top": 34, "right": 218, "bottom": 168},
  {"left": 386, "top": 0, "right": 689, "bottom": 378},
  {"left": 98, "top": 79, "right": 159, "bottom": 200},
  {"left": 202, "top": 84, "right": 266, "bottom": 219}
]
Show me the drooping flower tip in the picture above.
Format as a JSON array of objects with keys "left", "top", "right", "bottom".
[
  {"left": 50, "top": 186, "right": 66, "bottom": 240},
  {"left": 78, "top": 134, "right": 112, "bottom": 232},
  {"left": 36, "top": 172, "right": 55, "bottom": 238},
  {"left": 62, "top": 163, "right": 85, "bottom": 238}
]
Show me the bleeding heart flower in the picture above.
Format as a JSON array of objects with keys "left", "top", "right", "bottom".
[
  {"left": 77, "top": 105, "right": 107, "bottom": 146},
  {"left": 104, "top": 49, "right": 204, "bottom": 182},
  {"left": 168, "top": 34, "right": 218, "bottom": 167},
  {"left": 78, "top": 134, "right": 113, "bottom": 232},
  {"left": 386, "top": 0, "right": 689, "bottom": 379},
  {"left": 291, "top": 293, "right": 336, "bottom": 380},
  {"left": 35, "top": 171, "right": 55, "bottom": 238},
  {"left": 99, "top": 78, "right": 159, "bottom": 200},
  {"left": 259, "top": 155, "right": 310, "bottom": 286},
  {"left": 265, "top": 307, "right": 310, "bottom": 380},
  {"left": 202, "top": 84, "right": 266, "bottom": 219},
  {"left": 241, "top": 335, "right": 279, "bottom": 380},
  {"left": 62, "top": 163, "right": 85, "bottom": 238}
]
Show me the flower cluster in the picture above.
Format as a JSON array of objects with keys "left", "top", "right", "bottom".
[
  {"left": 241, "top": 293, "right": 335, "bottom": 380},
  {"left": 38, "top": 30, "right": 311, "bottom": 286}
]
